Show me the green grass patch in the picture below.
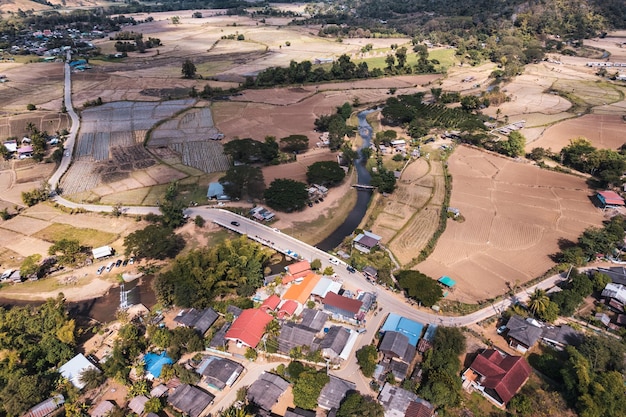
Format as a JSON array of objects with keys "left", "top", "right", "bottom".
[
  {"left": 33, "top": 224, "right": 118, "bottom": 247},
  {"left": 353, "top": 48, "right": 456, "bottom": 72}
]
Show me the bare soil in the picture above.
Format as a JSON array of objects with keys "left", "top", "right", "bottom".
[{"left": 416, "top": 145, "right": 605, "bottom": 303}]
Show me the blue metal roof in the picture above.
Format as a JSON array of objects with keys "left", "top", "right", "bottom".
[
  {"left": 380, "top": 313, "right": 423, "bottom": 346},
  {"left": 144, "top": 351, "right": 173, "bottom": 378},
  {"left": 438, "top": 276, "right": 456, "bottom": 288}
]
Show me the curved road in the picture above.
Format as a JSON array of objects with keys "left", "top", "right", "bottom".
[
  {"left": 49, "top": 46, "right": 568, "bottom": 394},
  {"left": 48, "top": 51, "right": 80, "bottom": 192}
]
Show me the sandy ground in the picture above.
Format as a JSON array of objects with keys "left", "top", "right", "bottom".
[{"left": 416, "top": 146, "right": 605, "bottom": 303}]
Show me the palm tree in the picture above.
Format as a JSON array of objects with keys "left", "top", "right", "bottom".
[
  {"left": 265, "top": 319, "right": 281, "bottom": 338},
  {"left": 79, "top": 368, "right": 105, "bottom": 390},
  {"left": 220, "top": 405, "right": 251, "bottom": 417},
  {"left": 528, "top": 288, "right": 550, "bottom": 317}
]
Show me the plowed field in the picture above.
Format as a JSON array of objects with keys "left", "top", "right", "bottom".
[{"left": 416, "top": 146, "right": 605, "bottom": 303}]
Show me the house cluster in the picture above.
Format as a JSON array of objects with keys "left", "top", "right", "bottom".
[
  {"left": 500, "top": 315, "right": 582, "bottom": 353},
  {"left": 222, "top": 260, "right": 376, "bottom": 363},
  {"left": 6, "top": 27, "right": 102, "bottom": 57},
  {"left": 600, "top": 282, "right": 626, "bottom": 328},
  {"left": 374, "top": 139, "right": 408, "bottom": 156},
  {"left": 2, "top": 137, "right": 34, "bottom": 159},
  {"left": 378, "top": 383, "right": 435, "bottom": 417}
]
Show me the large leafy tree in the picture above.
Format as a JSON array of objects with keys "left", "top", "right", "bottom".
[
  {"left": 356, "top": 344, "right": 378, "bottom": 377},
  {"left": 181, "top": 59, "right": 196, "bottom": 78},
  {"left": 292, "top": 371, "right": 329, "bottom": 410},
  {"left": 124, "top": 224, "right": 185, "bottom": 260},
  {"left": 219, "top": 165, "right": 265, "bottom": 200},
  {"left": 48, "top": 238, "right": 83, "bottom": 266},
  {"left": 280, "top": 135, "right": 309, "bottom": 153},
  {"left": 264, "top": 179, "right": 309, "bottom": 212},
  {"left": 395, "top": 270, "right": 443, "bottom": 307},
  {"left": 306, "top": 161, "right": 345, "bottom": 186}
]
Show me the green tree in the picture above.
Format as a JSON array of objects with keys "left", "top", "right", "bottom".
[
  {"left": 337, "top": 392, "right": 384, "bottom": 417},
  {"left": 124, "top": 224, "right": 185, "bottom": 260},
  {"left": 48, "top": 238, "right": 82, "bottom": 266},
  {"left": 21, "top": 184, "right": 49, "bottom": 206},
  {"left": 245, "top": 348, "right": 258, "bottom": 361},
  {"left": 499, "top": 131, "right": 526, "bottom": 157},
  {"left": 0, "top": 144, "right": 9, "bottom": 160},
  {"left": 528, "top": 288, "right": 550, "bottom": 316},
  {"left": 292, "top": 371, "right": 329, "bottom": 410},
  {"left": 79, "top": 367, "right": 105, "bottom": 390},
  {"left": 194, "top": 215, "right": 205, "bottom": 227},
  {"left": 280, "top": 134, "right": 309, "bottom": 153},
  {"left": 265, "top": 320, "right": 281, "bottom": 338},
  {"left": 171, "top": 15, "right": 181, "bottom": 24},
  {"left": 159, "top": 199, "right": 186, "bottom": 228},
  {"left": 20, "top": 253, "right": 42, "bottom": 277},
  {"left": 370, "top": 168, "right": 396, "bottom": 193},
  {"left": 264, "top": 179, "right": 309, "bottom": 212},
  {"left": 395, "top": 270, "right": 443, "bottom": 307},
  {"left": 395, "top": 46, "right": 407, "bottom": 68},
  {"left": 181, "top": 58, "right": 196, "bottom": 78},
  {"left": 311, "top": 259, "right": 322, "bottom": 270},
  {"left": 219, "top": 165, "right": 265, "bottom": 200},
  {"left": 356, "top": 345, "right": 378, "bottom": 377},
  {"left": 508, "top": 394, "right": 533, "bottom": 416},
  {"left": 322, "top": 266, "right": 334, "bottom": 276},
  {"left": 306, "top": 161, "right": 346, "bottom": 186},
  {"left": 144, "top": 397, "right": 164, "bottom": 414}
]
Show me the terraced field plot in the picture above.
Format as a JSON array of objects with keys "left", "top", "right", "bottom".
[
  {"left": 148, "top": 106, "right": 230, "bottom": 174},
  {"left": 61, "top": 99, "right": 194, "bottom": 196},
  {"left": 416, "top": 146, "right": 605, "bottom": 303}
]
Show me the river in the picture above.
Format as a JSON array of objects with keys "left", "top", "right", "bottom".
[{"left": 316, "top": 109, "right": 377, "bottom": 251}]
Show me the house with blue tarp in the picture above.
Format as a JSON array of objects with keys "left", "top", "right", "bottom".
[
  {"left": 144, "top": 351, "right": 173, "bottom": 379},
  {"left": 379, "top": 313, "right": 424, "bottom": 347},
  {"left": 207, "top": 182, "right": 230, "bottom": 200}
]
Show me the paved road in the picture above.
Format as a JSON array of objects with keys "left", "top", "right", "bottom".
[{"left": 48, "top": 51, "right": 80, "bottom": 192}]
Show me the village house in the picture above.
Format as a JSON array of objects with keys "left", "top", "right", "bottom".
[
  {"left": 504, "top": 315, "right": 581, "bottom": 353},
  {"left": 596, "top": 190, "right": 625, "bottom": 209},
  {"left": 59, "top": 353, "right": 100, "bottom": 390},
  {"left": 317, "top": 375, "right": 356, "bottom": 410},
  {"left": 225, "top": 308, "right": 273, "bottom": 348},
  {"left": 247, "top": 373, "right": 290, "bottom": 411},
  {"left": 322, "top": 292, "right": 364, "bottom": 322},
  {"left": 462, "top": 349, "right": 532, "bottom": 408},
  {"left": 283, "top": 260, "right": 312, "bottom": 284},
  {"left": 167, "top": 384, "right": 215, "bottom": 417},
  {"left": 195, "top": 356, "right": 244, "bottom": 390},
  {"left": 174, "top": 307, "right": 218, "bottom": 336},
  {"left": 353, "top": 231, "right": 383, "bottom": 253},
  {"left": 25, "top": 395, "right": 65, "bottom": 417},
  {"left": 89, "top": 400, "right": 114, "bottom": 417}
]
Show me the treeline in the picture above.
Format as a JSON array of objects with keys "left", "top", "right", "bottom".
[
  {"left": 314, "top": 102, "right": 356, "bottom": 151},
  {"left": 559, "top": 215, "right": 626, "bottom": 266},
  {"left": 531, "top": 138, "right": 626, "bottom": 188},
  {"left": 249, "top": 55, "right": 379, "bottom": 88}
]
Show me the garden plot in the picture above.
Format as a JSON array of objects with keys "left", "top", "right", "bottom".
[
  {"left": 62, "top": 100, "right": 194, "bottom": 197},
  {"left": 147, "top": 106, "right": 230, "bottom": 173}
]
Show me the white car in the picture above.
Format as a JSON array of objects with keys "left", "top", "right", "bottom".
[{"left": 329, "top": 258, "right": 339, "bottom": 266}]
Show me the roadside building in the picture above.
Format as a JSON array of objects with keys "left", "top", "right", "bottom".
[
  {"left": 311, "top": 277, "right": 343, "bottom": 300},
  {"left": 317, "top": 375, "right": 356, "bottom": 410},
  {"left": 207, "top": 182, "right": 230, "bottom": 200},
  {"left": 379, "top": 314, "right": 423, "bottom": 347},
  {"left": 602, "top": 282, "right": 626, "bottom": 305},
  {"left": 260, "top": 294, "right": 281, "bottom": 312},
  {"left": 504, "top": 315, "right": 543, "bottom": 353},
  {"left": 322, "top": 292, "right": 363, "bottom": 322},
  {"left": 283, "top": 260, "right": 312, "bottom": 284},
  {"left": 195, "top": 356, "right": 244, "bottom": 390},
  {"left": 378, "top": 383, "right": 418, "bottom": 417},
  {"left": 358, "top": 292, "right": 376, "bottom": 312},
  {"left": 299, "top": 308, "right": 329, "bottom": 331},
  {"left": 283, "top": 273, "right": 321, "bottom": 305},
  {"left": 247, "top": 373, "right": 289, "bottom": 411},
  {"left": 277, "top": 299, "right": 299, "bottom": 319},
  {"left": 250, "top": 206, "right": 275, "bottom": 221},
  {"left": 379, "top": 331, "right": 416, "bottom": 363},
  {"left": 314, "top": 326, "right": 351, "bottom": 359},
  {"left": 417, "top": 325, "right": 437, "bottom": 353},
  {"left": 363, "top": 266, "right": 378, "bottom": 281}
]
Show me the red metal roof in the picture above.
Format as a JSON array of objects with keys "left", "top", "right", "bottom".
[
  {"left": 598, "top": 191, "right": 625, "bottom": 206},
  {"left": 260, "top": 294, "right": 281, "bottom": 311},
  {"left": 225, "top": 309, "right": 273, "bottom": 348},
  {"left": 277, "top": 300, "right": 298, "bottom": 319},
  {"left": 283, "top": 261, "right": 312, "bottom": 284},
  {"left": 469, "top": 349, "right": 531, "bottom": 404},
  {"left": 322, "top": 292, "right": 363, "bottom": 314}
]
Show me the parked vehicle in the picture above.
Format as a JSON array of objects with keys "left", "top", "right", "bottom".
[
  {"left": 115, "top": 259, "right": 122, "bottom": 267},
  {"left": 96, "top": 266, "right": 105, "bottom": 275},
  {"left": 231, "top": 221, "right": 240, "bottom": 226},
  {"left": 105, "top": 262, "right": 114, "bottom": 273},
  {"left": 329, "top": 258, "right": 339, "bottom": 266}
]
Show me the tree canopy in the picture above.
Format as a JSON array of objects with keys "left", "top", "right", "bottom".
[
  {"left": 356, "top": 344, "right": 378, "bottom": 377},
  {"left": 154, "top": 236, "right": 272, "bottom": 308},
  {"left": 395, "top": 270, "right": 443, "bottom": 307},
  {"left": 337, "top": 392, "right": 384, "bottom": 417},
  {"left": 264, "top": 179, "right": 309, "bottom": 212},
  {"left": 124, "top": 224, "right": 185, "bottom": 260},
  {"left": 219, "top": 165, "right": 265, "bottom": 200},
  {"left": 306, "top": 161, "right": 346, "bottom": 186},
  {"left": 280, "top": 135, "right": 309, "bottom": 153},
  {"left": 292, "top": 370, "right": 329, "bottom": 410}
]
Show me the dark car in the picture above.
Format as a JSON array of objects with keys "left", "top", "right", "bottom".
[
  {"left": 122, "top": 259, "right": 129, "bottom": 266},
  {"left": 308, "top": 202, "right": 313, "bottom": 207},
  {"left": 231, "top": 221, "right": 240, "bottom": 226},
  {"left": 347, "top": 266, "right": 356, "bottom": 273},
  {"left": 115, "top": 259, "right": 122, "bottom": 267}
]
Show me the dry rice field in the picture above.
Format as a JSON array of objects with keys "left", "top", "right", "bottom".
[
  {"left": 525, "top": 113, "right": 626, "bottom": 153},
  {"left": 365, "top": 157, "right": 446, "bottom": 265},
  {"left": 61, "top": 99, "right": 194, "bottom": 197},
  {"left": 0, "top": 112, "right": 70, "bottom": 139},
  {"left": 416, "top": 146, "right": 605, "bottom": 303}
]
